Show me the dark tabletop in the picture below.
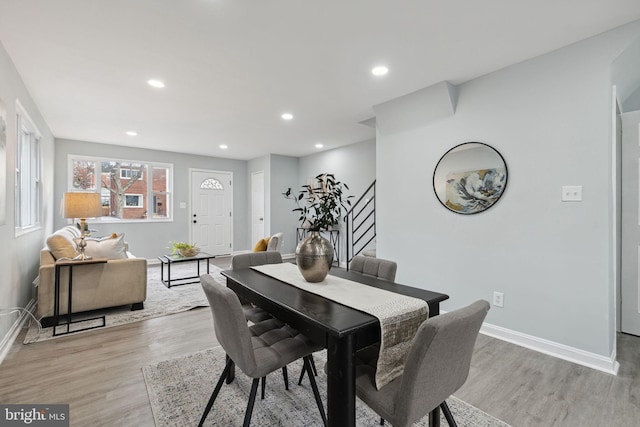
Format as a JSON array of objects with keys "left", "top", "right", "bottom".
[{"left": 222, "top": 267, "right": 449, "bottom": 342}]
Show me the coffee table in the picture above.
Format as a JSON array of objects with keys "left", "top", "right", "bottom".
[{"left": 157, "top": 252, "right": 216, "bottom": 288}]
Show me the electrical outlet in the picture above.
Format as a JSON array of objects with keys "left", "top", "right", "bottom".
[
  {"left": 493, "top": 291, "right": 504, "bottom": 308},
  {"left": 561, "top": 185, "right": 582, "bottom": 202}
]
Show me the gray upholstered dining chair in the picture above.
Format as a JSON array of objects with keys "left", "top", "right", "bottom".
[
  {"left": 232, "top": 251, "right": 319, "bottom": 393},
  {"left": 198, "top": 274, "right": 327, "bottom": 427},
  {"left": 232, "top": 251, "right": 284, "bottom": 324},
  {"left": 354, "top": 300, "right": 490, "bottom": 427},
  {"left": 349, "top": 255, "right": 397, "bottom": 282}
]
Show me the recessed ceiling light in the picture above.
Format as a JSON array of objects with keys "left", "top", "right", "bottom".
[
  {"left": 281, "top": 113, "right": 294, "bottom": 120},
  {"left": 125, "top": 131, "right": 138, "bottom": 136},
  {"left": 219, "top": 144, "right": 228, "bottom": 149},
  {"left": 371, "top": 66, "right": 389, "bottom": 76},
  {"left": 315, "top": 143, "right": 324, "bottom": 149},
  {"left": 147, "top": 79, "right": 165, "bottom": 88}
]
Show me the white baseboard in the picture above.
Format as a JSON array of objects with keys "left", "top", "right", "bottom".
[
  {"left": 0, "top": 298, "right": 37, "bottom": 365},
  {"left": 480, "top": 321, "right": 620, "bottom": 375}
]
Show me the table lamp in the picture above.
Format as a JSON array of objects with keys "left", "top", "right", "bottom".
[{"left": 63, "top": 192, "right": 102, "bottom": 260}]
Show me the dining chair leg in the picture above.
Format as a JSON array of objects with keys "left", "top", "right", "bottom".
[
  {"left": 261, "top": 376, "right": 266, "bottom": 400},
  {"left": 297, "top": 362, "right": 309, "bottom": 385},
  {"left": 440, "top": 401, "right": 457, "bottom": 427},
  {"left": 298, "top": 353, "right": 318, "bottom": 385},
  {"left": 198, "top": 358, "right": 233, "bottom": 427},
  {"left": 303, "top": 356, "right": 327, "bottom": 427},
  {"left": 243, "top": 378, "right": 260, "bottom": 427},
  {"left": 282, "top": 366, "right": 289, "bottom": 390},
  {"left": 309, "top": 354, "right": 317, "bottom": 376}
]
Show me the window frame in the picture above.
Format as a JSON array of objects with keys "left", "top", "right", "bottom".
[
  {"left": 67, "top": 154, "right": 174, "bottom": 223},
  {"left": 15, "top": 100, "right": 42, "bottom": 236}
]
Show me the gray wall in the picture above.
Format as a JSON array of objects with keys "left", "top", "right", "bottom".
[
  {"left": 55, "top": 139, "right": 250, "bottom": 258},
  {"left": 269, "top": 155, "right": 299, "bottom": 254},
  {"left": 611, "top": 35, "right": 640, "bottom": 112},
  {"left": 297, "top": 139, "right": 376, "bottom": 264},
  {"left": 0, "top": 42, "right": 55, "bottom": 345},
  {"left": 376, "top": 21, "right": 640, "bottom": 358}
]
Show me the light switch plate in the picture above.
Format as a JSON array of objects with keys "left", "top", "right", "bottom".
[
  {"left": 179, "top": 202, "right": 187, "bottom": 209},
  {"left": 562, "top": 185, "right": 582, "bottom": 202}
]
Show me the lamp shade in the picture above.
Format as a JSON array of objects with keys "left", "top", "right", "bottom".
[{"left": 63, "top": 192, "right": 102, "bottom": 219}]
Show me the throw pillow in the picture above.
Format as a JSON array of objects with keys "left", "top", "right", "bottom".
[
  {"left": 46, "top": 234, "right": 79, "bottom": 260},
  {"left": 84, "top": 233, "right": 127, "bottom": 259},
  {"left": 252, "top": 237, "right": 270, "bottom": 252}
]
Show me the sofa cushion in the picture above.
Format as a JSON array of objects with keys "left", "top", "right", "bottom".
[
  {"left": 46, "top": 234, "right": 78, "bottom": 260},
  {"left": 84, "top": 233, "right": 127, "bottom": 259}
]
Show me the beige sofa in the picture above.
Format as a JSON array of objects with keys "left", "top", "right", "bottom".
[{"left": 38, "top": 225, "right": 147, "bottom": 326}]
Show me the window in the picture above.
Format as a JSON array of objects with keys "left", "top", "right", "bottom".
[
  {"left": 69, "top": 155, "right": 173, "bottom": 222},
  {"left": 15, "top": 101, "right": 42, "bottom": 234},
  {"left": 124, "top": 194, "right": 143, "bottom": 207},
  {"left": 201, "top": 178, "right": 224, "bottom": 190},
  {"left": 120, "top": 167, "right": 143, "bottom": 180}
]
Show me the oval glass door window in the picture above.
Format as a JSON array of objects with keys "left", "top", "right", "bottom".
[{"left": 433, "top": 142, "right": 508, "bottom": 214}]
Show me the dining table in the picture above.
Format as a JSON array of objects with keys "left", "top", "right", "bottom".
[{"left": 221, "top": 266, "right": 449, "bottom": 427}]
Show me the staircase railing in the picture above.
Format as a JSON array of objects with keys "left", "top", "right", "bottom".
[{"left": 346, "top": 180, "right": 376, "bottom": 270}]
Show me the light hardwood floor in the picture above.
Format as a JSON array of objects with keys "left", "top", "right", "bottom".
[{"left": 1, "top": 262, "right": 639, "bottom": 426}]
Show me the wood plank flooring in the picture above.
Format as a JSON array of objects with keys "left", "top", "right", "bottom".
[{"left": 1, "top": 260, "right": 639, "bottom": 426}]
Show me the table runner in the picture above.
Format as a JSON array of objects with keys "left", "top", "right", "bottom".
[{"left": 251, "top": 263, "right": 429, "bottom": 389}]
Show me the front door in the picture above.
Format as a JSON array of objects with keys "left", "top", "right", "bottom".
[
  {"left": 190, "top": 169, "right": 232, "bottom": 256},
  {"left": 621, "top": 110, "right": 640, "bottom": 335}
]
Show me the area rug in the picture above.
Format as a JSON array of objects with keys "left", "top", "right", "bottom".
[
  {"left": 23, "top": 263, "right": 226, "bottom": 344},
  {"left": 142, "top": 346, "right": 511, "bottom": 427}
]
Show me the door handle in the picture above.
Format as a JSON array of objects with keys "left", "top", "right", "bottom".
[
  {"left": 193, "top": 220, "right": 197, "bottom": 224},
  {"left": 259, "top": 217, "right": 264, "bottom": 221},
  {"left": 193, "top": 214, "right": 197, "bottom": 217}
]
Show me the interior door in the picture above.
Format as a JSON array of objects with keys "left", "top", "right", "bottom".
[
  {"left": 190, "top": 170, "right": 232, "bottom": 256},
  {"left": 251, "top": 171, "right": 265, "bottom": 244},
  {"left": 621, "top": 110, "right": 640, "bottom": 335}
]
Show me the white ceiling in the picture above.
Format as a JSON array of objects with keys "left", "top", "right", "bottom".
[{"left": 1, "top": 1, "right": 640, "bottom": 160}]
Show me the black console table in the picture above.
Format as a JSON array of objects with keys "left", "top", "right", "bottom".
[
  {"left": 296, "top": 228, "right": 340, "bottom": 264},
  {"left": 54, "top": 257, "right": 108, "bottom": 336}
]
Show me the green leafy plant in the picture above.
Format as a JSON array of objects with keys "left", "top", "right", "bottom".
[
  {"left": 168, "top": 241, "right": 199, "bottom": 256},
  {"left": 283, "top": 173, "right": 353, "bottom": 231}
]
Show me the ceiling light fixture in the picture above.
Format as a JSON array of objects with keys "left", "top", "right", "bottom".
[
  {"left": 315, "top": 143, "right": 324, "bottom": 149},
  {"left": 371, "top": 66, "right": 389, "bottom": 76},
  {"left": 125, "top": 131, "right": 138, "bottom": 136},
  {"left": 147, "top": 79, "right": 165, "bottom": 88},
  {"left": 219, "top": 144, "right": 228, "bottom": 149},
  {"left": 281, "top": 113, "right": 293, "bottom": 120}
]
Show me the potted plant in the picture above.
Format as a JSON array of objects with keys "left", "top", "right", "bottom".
[
  {"left": 283, "top": 173, "right": 352, "bottom": 282},
  {"left": 168, "top": 241, "right": 200, "bottom": 257},
  {"left": 283, "top": 173, "right": 353, "bottom": 231}
]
